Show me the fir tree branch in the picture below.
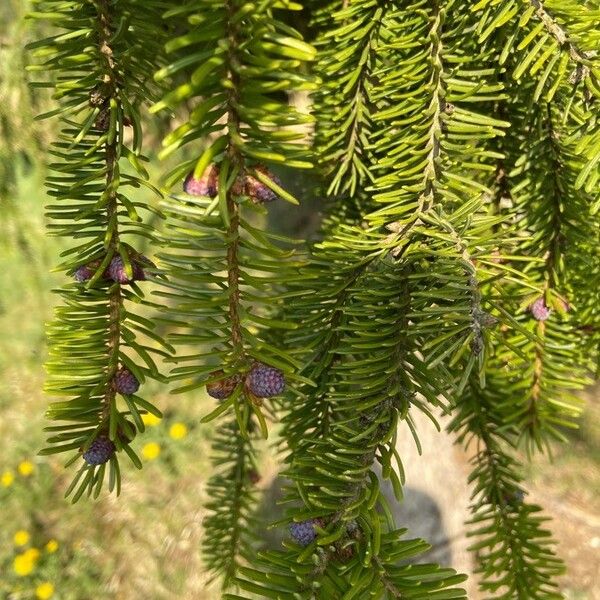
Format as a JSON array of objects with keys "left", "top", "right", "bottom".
[
  {"left": 203, "top": 417, "right": 257, "bottom": 587},
  {"left": 451, "top": 385, "right": 565, "bottom": 598},
  {"left": 529, "top": 105, "right": 563, "bottom": 433},
  {"left": 96, "top": 0, "right": 122, "bottom": 425},
  {"left": 31, "top": 0, "right": 169, "bottom": 499},
  {"left": 315, "top": 2, "right": 386, "bottom": 197},
  {"left": 528, "top": 0, "right": 592, "bottom": 67},
  {"left": 225, "top": 0, "right": 244, "bottom": 357},
  {"left": 154, "top": 0, "right": 316, "bottom": 585},
  {"left": 383, "top": 0, "right": 447, "bottom": 244}
]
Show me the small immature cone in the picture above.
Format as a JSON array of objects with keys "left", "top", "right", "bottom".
[
  {"left": 289, "top": 519, "right": 323, "bottom": 547},
  {"left": 530, "top": 297, "right": 551, "bottom": 321},
  {"left": 206, "top": 370, "right": 240, "bottom": 400},
  {"left": 245, "top": 165, "right": 281, "bottom": 203},
  {"left": 107, "top": 255, "right": 147, "bottom": 284},
  {"left": 183, "top": 165, "right": 219, "bottom": 198},
  {"left": 74, "top": 265, "right": 94, "bottom": 283},
  {"left": 246, "top": 362, "right": 285, "bottom": 398},
  {"left": 83, "top": 436, "right": 115, "bottom": 466},
  {"left": 74, "top": 259, "right": 103, "bottom": 283},
  {"left": 114, "top": 367, "right": 140, "bottom": 395}
]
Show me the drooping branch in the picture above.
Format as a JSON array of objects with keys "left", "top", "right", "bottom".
[
  {"left": 529, "top": 0, "right": 593, "bottom": 69},
  {"left": 96, "top": 0, "right": 122, "bottom": 424}
]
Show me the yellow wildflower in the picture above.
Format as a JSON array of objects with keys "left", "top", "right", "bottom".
[
  {"left": 36, "top": 582, "right": 55, "bottom": 599},
  {"left": 141, "top": 442, "right": 161, "bottom": 460},
  {"left": 24, "top": 548, "right": 40, "bottom": 562},
  {"left": 18, "top": 461, "right": 35, "bottom": 477},
  {"left": 45, "top": 539, "right": 59, "bottom": 553},
  {"left": 1, "top": 470, "right": 15, "bottom": 487},
  {"left": 14, "top": 530, "right": 30, "bottom": 546},
  {"left": 169, "top": 422, "right": 188, "bottom": 440},
  {"left": 13, "top": 553, "right": 35, "bottom": 576},
  {"left": 141, "top": 413, "right": 161, "bottom": 427}
]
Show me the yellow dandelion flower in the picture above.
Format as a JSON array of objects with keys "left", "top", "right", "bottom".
[
  {"left": 141, "top": 413, "right": 161, "bottom": 427},
  {"left": 1, "top": 470, "right": 15, "bottom": 487},
  {"left": 13, "top": 554, "right": 35, "bottom": 577},
  {"left": 14, "top": 530, "right": 30, "bottom": 546},
  {"left": 36, "top": 582, "right": 55, "bottom": 599},
  {"left": 24, "top": 548, "right": 40, "bottom": 562},
  {"left": 18, "top": 461, "right": 35, "bottom": 477},
  {"left": 45, "top": 539, "right": 59, "bottom": 553},
  {"left": 169, "top": 422, "right": 188, "bottom": 440},
  {"left": 141, "top": 442, "right": 161, "bottom": 460}
]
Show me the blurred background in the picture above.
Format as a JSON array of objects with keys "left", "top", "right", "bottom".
[{"left": 1, "top": 1, "right": 598, "bottom": 598}]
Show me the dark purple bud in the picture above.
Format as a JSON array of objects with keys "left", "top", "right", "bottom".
[
  {"left": 114, "top": 367, "right": 140, "bottom": 395},
  {"left": 289, "top": 519, "right": 320, "bottom": 547},
  {"left": 83, "top": 436, "right": 115, "bottom": 466},
  {"left": 74, "top": 265, "right": 94, "bottom": 282},
  {"left": 246, "top": 363, "right": 285, "bottom": 398},
  {"left": 107, "top": 256, "right": 145, "bottom": 284},
  {"left": 74, "top": 259, "right": 103, "bottom": 283}
]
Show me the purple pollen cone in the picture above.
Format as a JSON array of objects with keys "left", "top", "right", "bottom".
[
  {"left": 183, "top": 165, "right": 219, "bottom": 198},
  {"left": 530, "top": 297, "right": 551, "bottom": 321},
  {"left": 289, "top": 519, "right": 321, "bottom": 547},
  {"left": 74, "top": 265, "right": 94, "bottom": 282},
  {"left": 114, "top": 367, "right": 140, "bottom": 395},
  {"left": 83, "top": 436, "right": 115, "bottom": 466},
  {"left": 107, "top": 256, "right": 146, "bottom": 284},
  {"left": 247, "top": 363, "right": 285, "bottom": 398}
]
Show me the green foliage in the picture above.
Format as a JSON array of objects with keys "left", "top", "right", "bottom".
[
  {"left": 225, "top": 531, "right": 468, "bottom": 599},
  {"left": 28, "top": 0, "right": 170, "bottom": 500},
  {"left": 151, "top": 0, "right": 316, "bottom": 585},
  {"left": 27, "top": 0, "right": 600, "bottom": 598}
]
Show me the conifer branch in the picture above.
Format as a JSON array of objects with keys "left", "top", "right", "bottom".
[
  {"left": 224, "top": 0, "right": 244, "bottom": 358},
  {"left": 529, "top": 105, "right": 563, "bottom": 434},
  {"left": 451, "top": 385, "right": 565, "bottom": 598},
  {"left": 96, "top": 0, "right": 122, "bottom": 425},
  {"left": 529, "top": 0, "right": 592, "bottom": 68},
  {"left": 314, "top": 2, "right": 386, "bottom": 197},
  {"left": 153, "top": 0, "right": 315, "bottom": 585},
  {"left": 203, "top": 418, "right": 257, "bottom": 587},
  {"left": 27, "top": 0, "right": 600, "bottom": 596},
  {"left": 30, "top": 0, "right": 168, "bottom": 499}
]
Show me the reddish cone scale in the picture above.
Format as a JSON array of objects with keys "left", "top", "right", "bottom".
[
  {"left": 183, "top": 165, "right": 219, "bottom": 198},
  {"left": 206, "top": 370, "right": 240, "bottom": 400},
  {"left": 245, "top": 165, "right": 281, "bottom": 203}
]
